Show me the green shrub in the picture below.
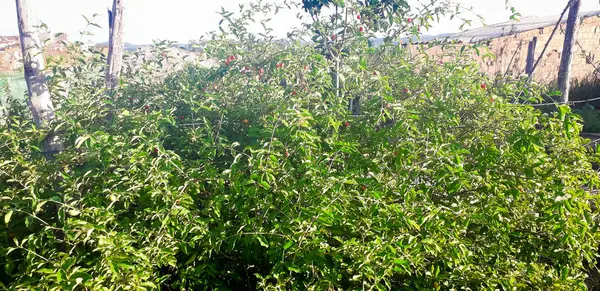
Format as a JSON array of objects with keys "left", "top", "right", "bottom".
[
  {"left": 575, "top": 105, "right": 600, "bottom": 133},
  {"left": 568, "top": 77, "right": 600, "bottom": 108},
  {"left": 1, "top": 1, "right": 600, "bottom": 290}
]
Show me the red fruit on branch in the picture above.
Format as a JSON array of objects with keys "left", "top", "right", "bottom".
[
  {"left": 403, "top": 88, "right": 409, "bottom": 93},
  {"left": 359, "top": 27, "right": 364, "bottom": 32},
  {"left": 407, "top": 18, "right": 413, "bottom": 23},
  {"left": 292, "top": 91, "right": 297, "bottom": 95},
  {"left": 245, "top": 66, "right": 250, "bottom": 71},
  {"left": 285, "top": 151, "right": 290, "bottom": 158},
  {"left": 242, "top": 119, "right": 249, "bottom": 124},
  {"left": 144, "top": 105, "right": 150, "bottom": 110},
  {"left": 331, "top": 34, "right": 337, "bottom": 40},
  {"left": 357, "top": 15, "right": 361, "bottom": 20},
  {"left": 481, "top": 83, "right": 487, "bottom": 90},
  {"left": 179, "top": 115, "right": 185, "bottom": 120},
  {"left": 259, "top": 68, "right": 264, "bottom": 75},
  {"left": 343, "top": 121, "right": 350, "bottom": 127},
  {"left": 229, "top": 55, "right": 236, "bottom": 61},
  {"left": 153, "top": 148, "right": 158, "bottom": 154}
]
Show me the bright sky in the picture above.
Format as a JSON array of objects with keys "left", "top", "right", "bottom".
[{"left": 0, "top": 0, "right": 598, "bottom": 44}]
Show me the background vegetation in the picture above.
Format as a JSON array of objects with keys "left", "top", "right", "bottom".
[
  {"left": 1, "top": 0, "right": 600, "bottom": 290},
  {"left": 0, "top": 73, "right": 26, "bottom": 117}
]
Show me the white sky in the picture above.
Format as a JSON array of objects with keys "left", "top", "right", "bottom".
[{"left": 0, "top": 0, "right": 598, "bottom": 44}]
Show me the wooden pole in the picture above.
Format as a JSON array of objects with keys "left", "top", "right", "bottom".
[
  {"left": 15, "top": 0, "right": 64, "bottom": 157},
  {"left": 558, "top": 0, "right": 581, "bottom": 104},
  {"left": 527, "top": 1, "right": 571, "bottom": 82},
  {"left": 525, "top": 37, "right": 537, "bottom": 76},
  {"left": 106, "top": 0, "right": 124, "bottom": 90}
]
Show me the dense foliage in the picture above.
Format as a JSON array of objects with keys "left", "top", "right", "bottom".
[{"left": 2, "top": 0, "right": 600, "bottom": 290}]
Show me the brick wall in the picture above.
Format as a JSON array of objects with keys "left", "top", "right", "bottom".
[
  {"left": 0, "top": 36, "right": 22, "bottom": 73},
  {"left": 413, "top": 16, "right": 600, "bottom": 84}
]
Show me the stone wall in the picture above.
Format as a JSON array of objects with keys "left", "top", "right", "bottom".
[{"left": 412, "top": 16, "right": 600, "bottom": 84}]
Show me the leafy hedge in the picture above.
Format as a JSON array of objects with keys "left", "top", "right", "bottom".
[{"left": 2, "top": 1, "right": 600, "bottom": 290}]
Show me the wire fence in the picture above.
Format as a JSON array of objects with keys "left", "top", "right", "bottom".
[{"left": 520, "top": 96, "right": 600, "bottom": 107}]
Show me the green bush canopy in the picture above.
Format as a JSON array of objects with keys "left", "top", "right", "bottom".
[{"left": 1, "top": 0, "right": 600, "bottom": 290}]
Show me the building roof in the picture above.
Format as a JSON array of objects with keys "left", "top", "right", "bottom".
[{"left": 447, "top": 10, "right": 600, "bottom": 43}]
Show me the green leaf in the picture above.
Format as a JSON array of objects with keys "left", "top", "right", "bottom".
[
  {"left": 407, "top": 219, "right": 421, "bottom": 231},
  {"left": 4, "top": 210, "right": 12, "bottom": 226},
  {"left": 257, "top": 236, "right": 269, "bottom": 248},
  {"left": 344, "top": 179, "right": 358, "bottom": 185},
  {"left": 75, "top": 135, "right": 91, "bottom": 149},
  {"left": 35, "top": 201, "right": 48, "bottom": 214},
  {"left": 68, "top": 209, "right": 81, "bottom": 216},
  {"left": 4, "top": 261, "right": 14, "bottom": 275},
  {"left": 141, "top": 282, "right": 158, "bottom": 288},
  {"left": 283, "top": 241, "right": 293, "bottom": 250},
  {"left": 288, "top": 265, "right": 301, "bottom": 273},
  {"left": 117, "top": 262, "right": 135, "bottom": 270},
  {"left": 260, "top": 181, "right": 271, "bottom": 190},
  {"left": 57, "top": 269, "right": 67, "bottom": 282},
  {"left": 58, "top": 208, "right": 65, "bottom": 225},
  {"left": 72, "top": 272, "right": 92, "bottom": 285}
]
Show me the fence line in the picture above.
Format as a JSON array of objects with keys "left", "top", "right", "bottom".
[{"left": 520, "top": 96, "right": 600, "bottom": 107}]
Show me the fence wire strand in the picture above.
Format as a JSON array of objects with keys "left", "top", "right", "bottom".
[{"left": 519, "top": 96, "right": 600, "bottom": 107}]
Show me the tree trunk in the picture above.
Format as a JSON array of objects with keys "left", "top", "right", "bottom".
[
  {"left": 558, "top": 0, "right": 581, "bottom": 104},
  {"left": 106, "top": 0, "right": 124, "bottom": 90},
  {"left": 15, "top": 0, "right": 64, "bottom": 157}
]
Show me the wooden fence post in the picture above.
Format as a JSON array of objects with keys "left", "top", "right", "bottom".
[
  {"left": 15, "top": 0, "right": 64, "bottom": 157},
  {"left": 525, "top": 37, "right": 537, "bottom": 76},
  {"left": 558, "top": 0, "right": 581, "bottom": 104},
  {"left": 106, "top": 0, "right": 124, "bottom": 91}
]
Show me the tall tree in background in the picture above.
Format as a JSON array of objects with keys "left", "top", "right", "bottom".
[
  {"left": 15, "top": 0, "right": 64, "bottom": 157},
  {"left": 106, "top": 0, "right": 124, "bottom": 91},
  {"left": 558, "top": 0, "right": 581, "bottom": 104}
]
